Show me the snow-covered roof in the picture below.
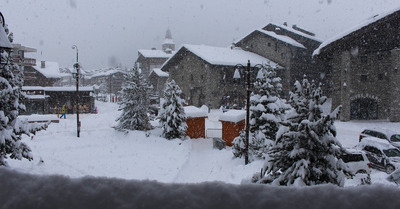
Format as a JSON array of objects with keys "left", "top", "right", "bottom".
[
  {"left": 184, "top": 106, "right": 208, "bottom": 118},
  {"left": 270, "top": 23, "right": 323, "bottom": 43},
  {"left": 256, "top": 29, "right": 306, "bottom": 49},
  {"left": 44, "top": 86, "right": 94, "bottom": 92},
  {"left": 219, "top": 109, "right": 246, "bottom": 123},
  {"left": 22, "top": 86, "right": 45, "bottom": 91},
  {"left": 33, "top": 61, "right": 70, "bottom": 78},
  {"left": 138, "top": 49, "right": 174, "bottom": 58},
  {"left": 24, "top": 95, "right": 47, "bottom": 100},
  {"left": 356, "top": 137, "right": 397, "bottom": 151},
  {"left": 22, "top": 86, "right": 94, "bottom": 92},
  {"left": 181, "top": 44, "right": 281, "bottom": 68},
  {"left": 90, "top": 69, "right": 126, "bottom": 78},
  {"left": 0, "top": 25, "right": 12, "bottom": 49},
  {"left": 313, "top": 6, "right": 400, "bottom": 56},
  {"left": 150, "top": 68, "right": 169, "bottom": 77}
]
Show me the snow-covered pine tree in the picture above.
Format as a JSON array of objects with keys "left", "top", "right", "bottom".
[
  {"left": 232, "top": 66, "right": 288, "bottom": 161},
  {"left": 0, "top": 24, "right": 47, "bottom": 166},
  {"left": 115, "top": 64, "right": 151, "bottom": 131},
  {"left": 253, "top": 76, "right": 348, "bottom": 186},
  {"left": 159, "top": 79, "right": 187, "bottom": 140}
]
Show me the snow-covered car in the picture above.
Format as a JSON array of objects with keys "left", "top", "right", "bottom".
[
  {"left": 341, "top": 149, "right": 371, "bottom": 175},
  {"left": 355, "top": 137, "right": 400, "bottom": 174},
  {"left": 359, "top": 128, "right": 400, "bottom": 148}
]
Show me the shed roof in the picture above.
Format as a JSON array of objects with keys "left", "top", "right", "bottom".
[
  {"left": 219, "top": 110, "right": 246, "bottom": 123},
  {"left": 184, "top": 106, "right": 208, "bottom": 118}
]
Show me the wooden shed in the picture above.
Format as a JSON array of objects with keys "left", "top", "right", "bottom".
[
  {"left": 219, "top": 110, "right": 246, "bottom": 146},
  {"left": 184, "top": 106, "right": 208, "bottom": 139}
]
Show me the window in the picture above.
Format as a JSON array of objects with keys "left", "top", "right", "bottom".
[
  {"left": 281, "top": 53, "right": 285, "bottom": 59},
  {"left": 275, "top": 42, "right": 279, "bottom": 52},
  {"left": 201, "top": 75, "right": 204, "bottom": 80},
  {"left": 267, "top": 42, "right": 271, "bottom": 47},
  {"left": 191, "top": 74, "right": 194, "bottom": 81},
  {"left": 378, "top": 74, "right": 383, "bottom": 80},
  {"left": 360, "top": 75, "right": 367, "bottom": 82}
]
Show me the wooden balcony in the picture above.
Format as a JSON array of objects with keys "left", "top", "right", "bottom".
[{"left": 12, "top": 56, "right": 36, "bottom": 66}]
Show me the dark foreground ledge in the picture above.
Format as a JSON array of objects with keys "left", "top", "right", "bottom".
[{"left": 0, "top": 168, "right": 398, "bottom": 209}]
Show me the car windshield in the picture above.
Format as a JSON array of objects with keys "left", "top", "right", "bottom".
[
  {"left": 391, "top": 134, "right": 400, "bottom": 142},
  {"left": 383, "top": 148, "right": 400, "bottom": 157}
]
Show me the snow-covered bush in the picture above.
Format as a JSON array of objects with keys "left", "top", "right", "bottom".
[
  {"left": 159, "top": 80, "right": 187, "bottom": 140},
  {"left": 115, "top": 64, "right": 151, "bottom": 131},
  {"left": 253, "top": 76, "right": 348, "bottom": 186},
  {"left": 0, "top": 24, "right": 47, "bottom": 166}
]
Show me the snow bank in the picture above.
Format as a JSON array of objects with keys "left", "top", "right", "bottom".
[
  {"left": 1, "top": 168, "right": 399, "bottom": 209},
  {"left": 219, "top": 110, "right": 246, "bottom": 123},
  {"left": 184, "top": 106, "right": 208, "bottom": 118}
]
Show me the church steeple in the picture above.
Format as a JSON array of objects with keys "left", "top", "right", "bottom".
[{"left": 162, "top": 27, "right": 175, "bottom": 53}]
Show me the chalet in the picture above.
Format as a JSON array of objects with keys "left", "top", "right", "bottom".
[
  {"left": 24, "top": 61, "right": 70, "bottom": 86},
  {"left": 136, "top": 28, "right": 175, "bottom": 79},
  {"left": 160, "top": 44, "right": 281, "bottom": 108},
  {"left": 234, "top": 23, "right": 325, "bottom": 95},
  {"left": 21, "top": 86, "right": 95, "bottom": 115},
  {"left": 314, "top": 7, "right": 400, "bottom": 122}
]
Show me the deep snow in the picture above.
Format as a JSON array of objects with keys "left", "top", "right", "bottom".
[{"left": 2, "top": 101, "right": 400, "bottom": 208}]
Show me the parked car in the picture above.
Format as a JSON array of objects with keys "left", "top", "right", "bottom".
[
  {"left": 355, "top": 137, "right": 400, "bottom": 174},
  {"left": 341, "top": 149, "right": 371, "bottom": 184},
  {"left": 359, "top": 128, "right": 400, "bottom": 148},
  {"left": 341, "top": 149, "right": 371, "bottom": 175}
]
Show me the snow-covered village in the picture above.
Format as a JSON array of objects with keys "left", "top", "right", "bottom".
[{"left": 2, "top": 0, "right": 400, "bottom": 208}]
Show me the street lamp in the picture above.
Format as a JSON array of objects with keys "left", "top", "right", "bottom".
[
  {"left": 234, "top": 60, "right": 265, "bottom": 165},
  {"left": 72, "top": 45, "right": 80, "bottom": 137}
]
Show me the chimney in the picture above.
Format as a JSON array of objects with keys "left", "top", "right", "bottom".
[
  {"left": 41, "top": 61, "right": 45, "bottom": 68},
  {"left": 283, "top": 22, "right": 288, "bottom": 26},
  {"left": 292, "top": 24, "right": 315, "bottom": 37}
]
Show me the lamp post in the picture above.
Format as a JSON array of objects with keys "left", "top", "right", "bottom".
[
  {"left": 72, "top": 45, "right": 80, "bottom": 137},
  {"left": 234, "top": 60, "right": 265, "bottom": 165}
]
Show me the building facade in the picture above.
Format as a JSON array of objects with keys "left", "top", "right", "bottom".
[
  {"left": 234, "top": 23, "right": 325, "bottom": 96},
  {"left": 160, "top": 44, "right": 281, "bottom": 108},
  {"left": 314, "top": 8, "right": 400, "bottom": 122},
  {"left": 136, "top": 28, "right": 175, "bottom": 79}
]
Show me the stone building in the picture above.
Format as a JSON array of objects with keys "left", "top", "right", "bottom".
[
  {"left": 160, "top": 44, "right": 280, "bottom": 108},
  {"left": 314, "top": 8, "right": 400, "bottom": 122},
  {"left": 234, "top": 23, "right": 325, "bottom": 96},
  {"left": 136, "top": 28, "right": 175, "bottom": 79},
  {"left": 24, "top": 61, "right": 70, "bottom": 86}
]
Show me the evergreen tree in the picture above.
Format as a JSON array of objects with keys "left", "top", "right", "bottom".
[
  {"left": 0, "top": 24, "right": 47, "bottom": 166},
  {"left": 115, "top": 64, "right": 151, "bottom": 131},
  {"left": 232, "top": 66, "right": 288, "bottom": 161},
  {"left": 159, "top": 79, "right": 187, "bottom": 140},
  {"left": 253, "top": 76, "right": 348, "bottom": 186}
]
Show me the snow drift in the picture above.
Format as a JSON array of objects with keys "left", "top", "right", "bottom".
[{"left": 1, "top": 168, "right": 399, "bottom": 209}]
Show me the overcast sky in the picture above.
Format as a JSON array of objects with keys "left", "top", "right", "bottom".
[{"left": 2, "top": 0, "right": 399, "bottom": 70}]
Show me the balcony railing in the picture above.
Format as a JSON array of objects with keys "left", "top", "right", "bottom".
[{"left": 12, "top": 56, "right": 36, "bottom": 66}]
